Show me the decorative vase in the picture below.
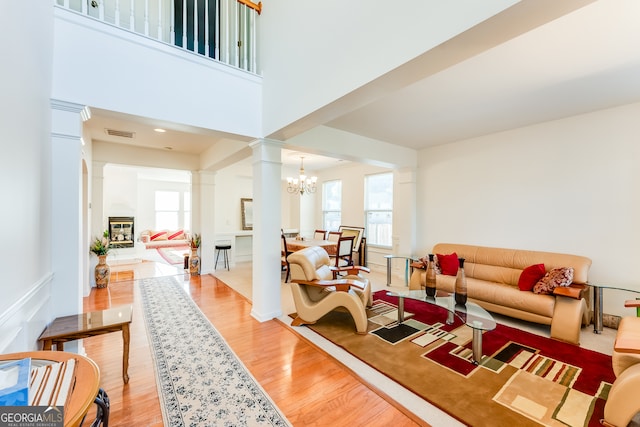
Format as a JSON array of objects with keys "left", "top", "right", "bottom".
[
  {"left": 425, "top": 254, "right": 437, "bottom": 297},
  {"left": 95, "top": 255, "right": 111, "bottom": 288},
  {"left": 189, "top": 248, "right": 200, "bottom": 276},
  {"left": 454, "top": 257, "right": 467, "bottom": 305}
]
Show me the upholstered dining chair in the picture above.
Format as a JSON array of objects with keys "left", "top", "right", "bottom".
[
  {"left": 314, "top": 229, "right": 327, "bottom": 240},
  {"left": 327, "top": 231, "right": 342, "bottom": 242},
  {"left": 281, "top": 234, "right": 293, "bottom": 283},
  {"left": 331, "top": 236, "right": 355, "bottom": 268},
  {"left": 287, "top": 246, "right": 371, "bottom": 334}
]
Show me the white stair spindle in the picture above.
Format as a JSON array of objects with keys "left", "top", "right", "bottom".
[
  {"left": 157, "top": 0, "right": 163, "bottom": 40},
  {"left": 78, "top": 0, "right": 85, "bottom": 14},
  {"left": 194, "top": 0, "right": 199, "bottom": 53},
  {"left": 233, "top": 0, "right": 238, "bottom": 67},
  {"left": 170, "top": 0, "right": 175, "bottom": 44},
  {"left": 204, "top": 0, "right": 209, "bottom": 57},
  {"left": 98, "top": 0, "right": 104, "bottom": 20},
  {"left": 144, "top": 0, "right": 149, "bottom": 36},
  {"left": 250, "top": 8, "right": 256, "bottom": 72},
  {"left": 182, "top": 0, "right": 187, "bottom": 49},
  {"left": 115, "top": 0, "right": 120, "bottom": 26},
  {"left": 129, "top": 0, "right": 135, "bottom": 30}
]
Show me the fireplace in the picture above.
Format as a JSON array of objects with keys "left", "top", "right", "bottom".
[{"left": 108, "top": 216, "right": 135, "bottom": 248}]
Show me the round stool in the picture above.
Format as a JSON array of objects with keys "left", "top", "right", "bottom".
[{"left": 215, "top": 243, "right": 231, "bottom": 270}]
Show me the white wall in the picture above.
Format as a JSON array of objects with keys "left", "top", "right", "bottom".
[
  {"left": 0, "top": 1, "right": 54, "bottom": 352},
  {"left": 417, "top": 102, "right": 640, "bottom": 317},
  {"left": 53, "top": 6, "right": 261, "bottom": 139},
  {"left": 260, "top": 0, "right": 518, "bottom": 136},
  {"left": 103, "top": 165, "right": 191, "bottom": 237}
]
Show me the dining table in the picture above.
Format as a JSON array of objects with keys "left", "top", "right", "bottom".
[{"left": 286, "top": 238, "right": 337, "bottom": 255}]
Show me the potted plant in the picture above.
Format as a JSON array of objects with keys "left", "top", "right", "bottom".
[
  {"left": 90, "top": 230, "right": 111, "bottom": 288},
  {"left": 189, "top": 233, "right": 201, "bottom": 276}
]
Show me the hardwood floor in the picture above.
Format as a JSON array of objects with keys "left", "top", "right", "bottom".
[{"left": 82, "top": 261, "right": 422, "bottom": 426}]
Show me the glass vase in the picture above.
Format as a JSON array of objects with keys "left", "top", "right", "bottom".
[
  {"left": 425, "top": 254, "right": 437, "bottom": 297},
  {"left": 454, "top": 257, "right": 467, "bottom": 305}
]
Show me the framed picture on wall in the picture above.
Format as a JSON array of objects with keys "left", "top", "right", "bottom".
[{"left": 241, "top": 198, "right": 253, "bottom": 230}]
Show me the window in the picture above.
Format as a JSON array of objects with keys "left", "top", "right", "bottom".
[
  {"left": 155, "top": 191, "right": 180, "bottom": 230},
  {"left": 322, "top": 180, "right": 342, "bottom": 231},
  {"left": 365, "top": 172, "right": 393, "bottom": 247},
  {"left": 183, "top": 192, "right": 191, "bottom": 232}
]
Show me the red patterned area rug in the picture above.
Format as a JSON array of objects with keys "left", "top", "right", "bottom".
[{"left": 297, "top": 290, "right": 615, "bottom": 427}]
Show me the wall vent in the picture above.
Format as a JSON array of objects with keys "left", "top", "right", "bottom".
[{"left": 105, "top": 128, "right": 135, "bottom": 138}]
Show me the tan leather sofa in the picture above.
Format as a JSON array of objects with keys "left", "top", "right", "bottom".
[
  {"left": 287, "top": 246, "right": 371, "bottom": 334},
  {"left": 410, "top": 243, "right": 591, "bottom": 345},
  {"left": 603, "top": 315, "right": 640, "bottom": 427}
]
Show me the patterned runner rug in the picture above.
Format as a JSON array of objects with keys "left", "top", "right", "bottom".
[
  {"left": 139, "top": 276, "right": 291, "bottom": 426},
  {"left": 295, "top": 291, "right": 616, "bottom": 427}
]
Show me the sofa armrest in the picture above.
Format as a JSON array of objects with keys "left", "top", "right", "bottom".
[
  {"left": 410, "top": 261, "right": 426, "bottom": 270},
  {"left": 553, "top": 283, "right": 586, "bottom": 300},
  {"left": 331, "top": 266, "right": 371, "bottom": 275},
  {"left": 292, "top": 278, "right": 367, "bottom": 292}
]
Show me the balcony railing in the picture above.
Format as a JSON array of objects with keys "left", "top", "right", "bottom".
[{"left": 55, "top": 0, "right": 261, "bottom": 74}]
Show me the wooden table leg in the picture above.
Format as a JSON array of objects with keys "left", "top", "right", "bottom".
[
  {"left": 122, "top": 323, "right": 130, "bottom": 384},
  {"left": 42, "top": 340, "right": 52, "bottom": 351}
]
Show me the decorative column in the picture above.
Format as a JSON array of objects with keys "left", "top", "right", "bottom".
[
  {"left": 50, "top": 100, "right": 86, "bottom": 354},
  {"left": 192, "top": 170, "right": 216, "bottom": 274},
  {"left": 393, "top": 167, "right": 417, "bottom": 257},
  {"left": 250, "top": 139, "right": 284, "bottom": 321}
]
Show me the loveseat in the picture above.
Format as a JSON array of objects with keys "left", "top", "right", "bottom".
[
  {"left": 409, "top": 243, "right": 592, "bottom": 345},
  {"left": 139, "top": 229, "right": 190, "bottom": 248}
]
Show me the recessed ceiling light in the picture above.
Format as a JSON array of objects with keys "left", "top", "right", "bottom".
[{"left": 154, "top": 128, "right": 166, "bottom": 133}]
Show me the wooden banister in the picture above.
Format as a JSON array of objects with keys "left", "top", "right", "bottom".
[{"left": 237, "top": 0, "right": 262, "bottom": 15}]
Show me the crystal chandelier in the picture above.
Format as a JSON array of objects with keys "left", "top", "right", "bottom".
[{"left": 287, "top": 157, "right": 317, "bottom": 195}]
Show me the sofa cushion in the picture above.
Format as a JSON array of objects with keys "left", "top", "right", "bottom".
[
  {"left": 436, "top": 252, "right": 458, "bottom": 276},
  {"left": 435, "top": 275, "right": 556, "bottom": 319},
  {"left": 518, "top": 263, "right": 546, "bottom": 291},
  {"left": 533, "top": 267, "right": 574, "bottom": 295},
  {"left": 150, "top": 230, "right": 168, "bottom": 241},
  {"left": 168, "top": 230, "right": 185, "bottom": 240}
]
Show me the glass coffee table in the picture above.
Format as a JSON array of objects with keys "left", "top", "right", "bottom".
[{"left": 387, "top": 289, "right": 496, "bottom": 364}]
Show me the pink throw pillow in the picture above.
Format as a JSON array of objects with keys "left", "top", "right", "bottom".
[
  {"left": 168, "top": 230, "right": 185, "bottom": 240},
  {"left": 150, "top": 231, "right": 168, "bottom": 241}
]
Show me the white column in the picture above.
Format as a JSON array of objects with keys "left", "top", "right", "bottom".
[
  {"left": 194, "top": 170, "right": 216, "bottom": 274},
  {"left": 50, "top": 100, "right": 85, "bottom": 353},
  {"left": 90, "top": 161, "right": 107, "bottom": 290},
  {"left": 250, "top": 139, "right": 284, "bottom": 321},
  {"left": 393, "top": 167, "right": 417, "bottom": 257}
]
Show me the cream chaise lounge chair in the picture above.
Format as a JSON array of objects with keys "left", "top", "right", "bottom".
[{"left": 287, "top": 246, "right": 371, "bottom": 334}]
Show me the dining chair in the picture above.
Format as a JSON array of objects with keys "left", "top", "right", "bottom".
[
  {"left": 331, "top": 236, "right": 355, "bottom": 268},
  {"left": 281, "top": 234, "right": 293, "bottom": 282},
  {"left": 314, "top": 229, "right": 327, "bottom": 240},
  {"left": 327, "top": 231, "right": 342, "bottom": 242}
]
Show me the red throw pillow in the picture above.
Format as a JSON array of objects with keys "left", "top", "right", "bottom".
[
  {"left": 436, "top": 252, "right": 458, "bottom": 276},
  {"left": 518, "top": 264, "right": 546, "bottom": 291}
]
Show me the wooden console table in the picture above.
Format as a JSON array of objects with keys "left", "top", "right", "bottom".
[
  {"left": 39, "top": 305, "right": 132, "bottom": 383},
  {"left": 0, "top": 351, "right": 101, "bottom": 427}
]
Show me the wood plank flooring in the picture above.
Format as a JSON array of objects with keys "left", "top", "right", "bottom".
[{"left": 81, "top": 261, "right": 422, "bottom": 426}]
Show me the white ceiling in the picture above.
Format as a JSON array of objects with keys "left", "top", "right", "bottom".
[{"left": 84, "top": 1, "right": 640, "bottom": 169}]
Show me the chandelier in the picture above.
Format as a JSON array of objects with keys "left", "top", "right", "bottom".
[{"left": 287, "top": 157, "right": 317, "bottom": 195}]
